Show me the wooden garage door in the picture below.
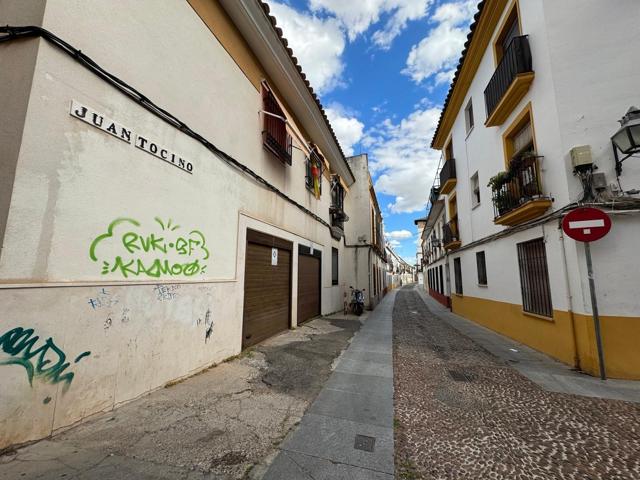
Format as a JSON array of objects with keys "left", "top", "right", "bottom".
[
  {"left": 297, "top": 246, "right": 321, "bottom": 325},
  {"left": 243, "top": 230, "right": 292, "bottom": 349}
]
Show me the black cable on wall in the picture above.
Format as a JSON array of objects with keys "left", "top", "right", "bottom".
[{"left": 0, "top": 25, "right": 332, "bottom": 230}]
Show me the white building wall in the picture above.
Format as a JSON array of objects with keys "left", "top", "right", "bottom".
[
  {"left": 0, "top": 0, "right": 351, "bottom": 448},
  {"left": 437, "top": 0, "right": 640, "bottom": 318}
]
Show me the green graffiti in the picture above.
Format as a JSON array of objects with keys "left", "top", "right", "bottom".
[
  {"left": 90, "top": 217, "right": 209, "bottom": 279},
  {"left": 0, "top": 327, "right": 91, "bottom": 393}
]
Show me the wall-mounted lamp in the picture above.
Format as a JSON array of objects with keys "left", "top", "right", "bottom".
[{"left": 611, "top": 107, "right": 640, "bottom": 175}]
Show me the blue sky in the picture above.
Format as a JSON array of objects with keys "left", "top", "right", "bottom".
[{"left": 265, "top": 0, "right": 478, "bottom": 263}]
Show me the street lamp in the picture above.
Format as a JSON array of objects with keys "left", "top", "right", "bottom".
[{"left": 611, "top": 106, "right": 640, "bottom": 175}]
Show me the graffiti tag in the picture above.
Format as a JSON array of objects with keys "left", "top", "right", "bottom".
[
  {"left": 154, "top": 284, "right": 181, "bottom": 301},
  {"left": 89, "top": 217, "right": 209, "bottom": 279},
  {"left": 88, "top": 288, "right": 119, "bottom": 310},
  {"left": 0, "top": 327, "right": 91, "bottom": 392}
]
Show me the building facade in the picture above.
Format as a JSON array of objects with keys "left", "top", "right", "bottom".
[
  {"left": 343, "top": 154, "right": 388, "bottom": 309},
  {"left": 420, "top": 0, "right": 640, "bottom": 379},
  {"left": 0, "top": 0, "right": 381, "bottom": 449}
]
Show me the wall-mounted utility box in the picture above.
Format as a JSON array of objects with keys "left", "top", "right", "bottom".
[{"left": 570, "top": 145, "right": 593, "bottom": 171}]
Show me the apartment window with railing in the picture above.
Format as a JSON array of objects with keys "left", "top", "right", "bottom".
[
  {"left": 262, "top": 85, "right": 292, "bottom": 165},
  {"left": 517, "top": 238, "right": 553, "bottom": 317},
  {"left": 330, "top": 176, "right": 346, "bottom": 229},
  {"left": 305, "top": 149, "right": 324, "bottom": 197},
  {"left": 453, "top": 257, "right": 463, "bottom": 295}
]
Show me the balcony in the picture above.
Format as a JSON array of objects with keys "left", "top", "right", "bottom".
[
  {"left": 484, "top": 36, "right": 534, "bottom": 127},
  {"left": 491, "top": 155, "right": 551, "bottom": 226},
  {"left": 443, "top": 220, "right": 461, "bottom": 250},
  {"left": 439, "top": 158, "right": 457, "bottom": 195}
]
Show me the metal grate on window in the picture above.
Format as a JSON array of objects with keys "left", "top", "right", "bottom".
[
  {"left": 453, "top": 257, "right": 463, "bottom": 295},
  {"left": 476, "top": 251, "right": 487, "bottom": 285},
  {"left": 262, "top": 86, "right": 292, "bottom": 165},
  {"left": 517, "top": 238, "right": 553, "bottom": 317},
  {"left": 332, "top": 247, "right": 339, "bottom": 285}
]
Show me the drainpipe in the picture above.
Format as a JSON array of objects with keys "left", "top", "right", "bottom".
[{"left": 558, "top": 219, "right": 580, "bottom": 370}]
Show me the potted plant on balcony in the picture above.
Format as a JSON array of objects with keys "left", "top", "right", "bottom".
[{"left": 487, "top": 171, "right": 512, "bottom": 216}]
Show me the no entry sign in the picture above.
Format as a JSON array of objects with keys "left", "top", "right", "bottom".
[{"left": 562, "top": 207, "right": 611, "bottom": 243}]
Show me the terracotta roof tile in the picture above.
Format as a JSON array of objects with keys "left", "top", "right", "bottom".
[
  {"left": 259, "top": 1, "right": 352, "bottom": 173},
  {"left": 430, "top": 1, "right": 486, "bottom": 149}
]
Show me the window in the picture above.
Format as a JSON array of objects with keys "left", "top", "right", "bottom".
[
  {"left": 471, "top": 172, "right": 480, "bottom": 208},
  {"left": 262, "top": 85, "right": 292, "bottom": 165},
  {"left": 330, "top": 176, "right": 346, "bottom": 228},
  {"left": 476, "top": 251, "right": 487, "bottom": 286},
  {"left": 331, "top": 247, "right": 339, "bottom": 285},
  {"left": 305, "top": 150, "right": 323, "bottom": 198},
  {"left": 464, "top": 98, "right": 474, "bottom": 134},
  {"left": 493, "top": 2, "right": 521, "bottom": 64},
  {"left": 517, "top": 238, "right": 553, "bottom": 317},
  {"left": 453, "top": 257, "right": 463, "bottom": 295},
  {"left": 503, "top": 104, "right": 536, "bottom": 164},
  {"left": 439, "top": 265, "right": 444, "bottom": 295}
]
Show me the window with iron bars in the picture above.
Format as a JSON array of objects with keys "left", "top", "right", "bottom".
[
  {"left": 262, "top": 86, "right": 292, "bottom": 165},
  {"left": 305, "top": 149, "right": 324, "bottom": 196},
  {"left": 517, "top": 238, "right": 553, "bottom": 317},
  {"left": 330, "top": 176, "right": 346, "bottom": 228}
]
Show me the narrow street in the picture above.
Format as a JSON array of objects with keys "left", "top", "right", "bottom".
[
  {"left": 394, "top": 286, "right": 640, "bottom": 480},
  {"left": 2, "top": 285, "right": 640, "bottom": 479}
]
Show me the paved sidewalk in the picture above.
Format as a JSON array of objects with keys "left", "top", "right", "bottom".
[
  {"left": 394, "top": 286, "right": 640, "bottom": 480},
  {"left": 0, "top": 317, "right": 360, "bottom": 480},
  {"left": 263, "top": 291, "right": 396, "bottom": 479},
  {"left": 415, "top": 286, "right": 640, "bottom": 403}
]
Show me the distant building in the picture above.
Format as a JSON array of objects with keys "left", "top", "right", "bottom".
[
  {"left": 344, "top": 154, "right": 388, "bottom": 309},
  {"left": 419, "top": 0, "right": 640, "bottom": 379}
]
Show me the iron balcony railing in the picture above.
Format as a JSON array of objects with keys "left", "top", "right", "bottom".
[
  {"left": 484, "top": 35, "right": 533, "bottom": 119},
  {"left": 439, "top": 158, "right": 456, "bottom": 187},
  {"left": 492, "top": 155, "right": 544, "bottom": 219},
  {"left": 443, "top": 219, "right": 459, "bottom": 246}
]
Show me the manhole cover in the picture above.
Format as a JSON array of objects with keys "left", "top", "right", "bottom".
[
  {"left": 448, "top": 369, "right": 475, "bottom": 382},
  {"left": 354, "top": 434, "right": 376, "bottom": 452}
]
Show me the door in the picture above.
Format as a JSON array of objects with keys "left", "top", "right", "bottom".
[
  {"left": 243, "top": 230, "right": 292, "bottom": 349},
  {"left": 297, "top": 245, "right": 321, "bottom": 325}
]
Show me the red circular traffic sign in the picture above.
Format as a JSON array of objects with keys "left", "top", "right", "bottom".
[{"left": 562, "top": 207, "right": 611, "bottom": 242}]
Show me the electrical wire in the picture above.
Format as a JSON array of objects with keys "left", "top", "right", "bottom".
[{"left": 0, "top": 25, "right": 333, "bottom": 229}]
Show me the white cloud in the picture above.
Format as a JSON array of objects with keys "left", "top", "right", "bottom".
[
  {"left": 385, "top": 229, "right": 413, "bottom": 239},
  {"left": 403, "top": 0, "right": 477, "bottom": 84},
  {"left": 388, "top": 239, "right": 402, "bottom": 248},
  {"left": 309, "top": 0, "right": 432, "bottom": 49},
  {"left": 366, "top": 106, "right": 442, "bottom": 214},
  {"left": 266, "top": 2, "right": 346, "bottom": 94},
  {"left": 325, "top": 105, "right": 365, "bottom": 156}
]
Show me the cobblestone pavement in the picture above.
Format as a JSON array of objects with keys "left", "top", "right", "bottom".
[{"left": 393, "top": 286, "right": 640, "bottom": 480}]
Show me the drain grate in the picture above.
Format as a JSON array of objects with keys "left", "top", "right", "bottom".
[
  {"left": 448, "top": 369, "right": 475, "bottom": 382},
  {"left": 354, "top": 434, "right": 376, "bottom": 452}
]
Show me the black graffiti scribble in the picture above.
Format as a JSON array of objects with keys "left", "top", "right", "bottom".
[
  {"left": 0, "top": 327, "right": 91, "bottom": 393},
  {"left": 204, "top": 309, "right": 213, "bottom": 342}
]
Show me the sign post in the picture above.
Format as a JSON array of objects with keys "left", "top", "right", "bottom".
[{"left": 562, "top": 207, "right": 612, "bottom": 380}]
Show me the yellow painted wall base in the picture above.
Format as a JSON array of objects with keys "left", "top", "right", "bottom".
[{"left": 451, "top": 294, "right": 640, "bottom": 380}]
